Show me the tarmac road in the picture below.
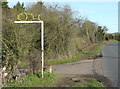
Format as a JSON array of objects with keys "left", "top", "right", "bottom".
[
  {"left": 92, "top": 42, "right": 119, "bottom": 87},
  {"left": 53, "top": 60, "right": 94, "bottom": 75},
  {"left": 53, "top": 42, "right": 119, "bottom": 87},
  {"left": 101, "top": 42, "right": 119, "bottom": 87}
]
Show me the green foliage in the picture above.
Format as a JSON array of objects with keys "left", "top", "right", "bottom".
[
  {"left": 45, "top": 40, "right": 116, "bottom": 66},
  {"left": 105, "top": 33, "right": 120, "bottom": 41},
  {"left": 18, "top": 61, "right": 29, "bottom": 68},
  {"left": 71, "top": 78, "right": 104, "bottom": 87},
  {"left": 45, "top": 43, "right": 96, "bottom": 66},
  {"left": 7, "top": 72, "right": 58, "bottom": 87},
  {"left": 2, "top": 1, "right": 111, "bottom": 79},
  {"left": 114, "top": 33, "right": 120, "bottom": 41},
  {"left": 2, "top": 2, "right": 9, "bottom": 9},
  {"left": 13, "top": 2, "right": 25, "bottom": 12},
  {"left": 2, "top": 19, "right": 35, "bottom": 71},
  {"left": 82, "top": 20, "right": 97, "bottom": 43},
  {"left": 105, "top": 33, "right": 114, "bottom": 40},
  {"left": 95, "top": 26, "right": 108, "bottom": 42}
]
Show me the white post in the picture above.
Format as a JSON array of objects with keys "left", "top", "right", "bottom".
[
  {"left": 41, "top": 21, "right": 44, "bottom": 79},
  {"left": 14, "top": 21, "right": 44, "bottom": 79}
]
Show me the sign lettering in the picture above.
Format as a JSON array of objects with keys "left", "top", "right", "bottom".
[{"left": 17, "top": 12, "right": 41, "bottom": 21}]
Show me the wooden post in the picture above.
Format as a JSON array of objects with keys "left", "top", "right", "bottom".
[{"left": 49, "top": 66, "right": 52, "bottom": 73}]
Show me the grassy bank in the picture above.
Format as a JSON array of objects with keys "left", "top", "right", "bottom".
[
  {"left": 7, "top": 72, "right": 105, "bottom": 87},
  {"left": 71, "top": 78, "right": 104, "bottom": 87},
  {"left": 45, "top": 43, "right": 97, "bottom": 66},
  {"left": 91, "top": 40, "right": 118, "bottom": 57},
  {"left": 45, "top": 40, "right": 118, "bottom": 66},
  {"left": 7, "top": 40, "right": 117, "bottom": 87},
  {"left": 7, "top": 72, "right": 59, "bottom": 87}
]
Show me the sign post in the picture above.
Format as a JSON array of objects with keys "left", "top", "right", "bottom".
[{"left": 14, "top": 21, "right": 44, "bottom": 79}]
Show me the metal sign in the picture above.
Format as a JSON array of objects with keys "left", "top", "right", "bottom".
[
  {"left": 17, "top": 12, "right": 41, "bottom": 21},
  {"left": 15, "top": 12, "right": 44, "bottom": 79}
]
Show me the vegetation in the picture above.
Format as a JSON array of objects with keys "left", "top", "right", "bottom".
[
  {"left": 1, "top": 1, "right": 119, "bottom": 85},
  {"left": 7, "top": 72, "right": 104, "bottom": 87},
  {"left": 7, "top": 72, "right": 59, "bottom": 87},
  {"left": 71, "top": 78, "right": 104, "bottom": 87},
  {"left": 89, "top": 40, "right": 117, "bottom": 58},
  {"left": 105, "top": 33, "right": 120, "bottom": 41},
  {"left": 45, "top": 43, "right": 97, "bottom": 65},
  {"left": 45, "top": 40, "right": 117, "bottom": 65}
]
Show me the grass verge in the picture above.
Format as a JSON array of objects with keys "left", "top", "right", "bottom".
[
  {"left": 45, "top": 40, "right": 118, "bottom": 66},
  {"left": 18, "top": 61, "right": 29, "bottom": 68},
  {"left": 45, "top": 43, "right": 97, "bottom": 66},
  {"left": 7, "top": 72, "right": 59, "bottom": 87},
  {"left": 71, "top": 78, "right": 104, "bottom": 87}
]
